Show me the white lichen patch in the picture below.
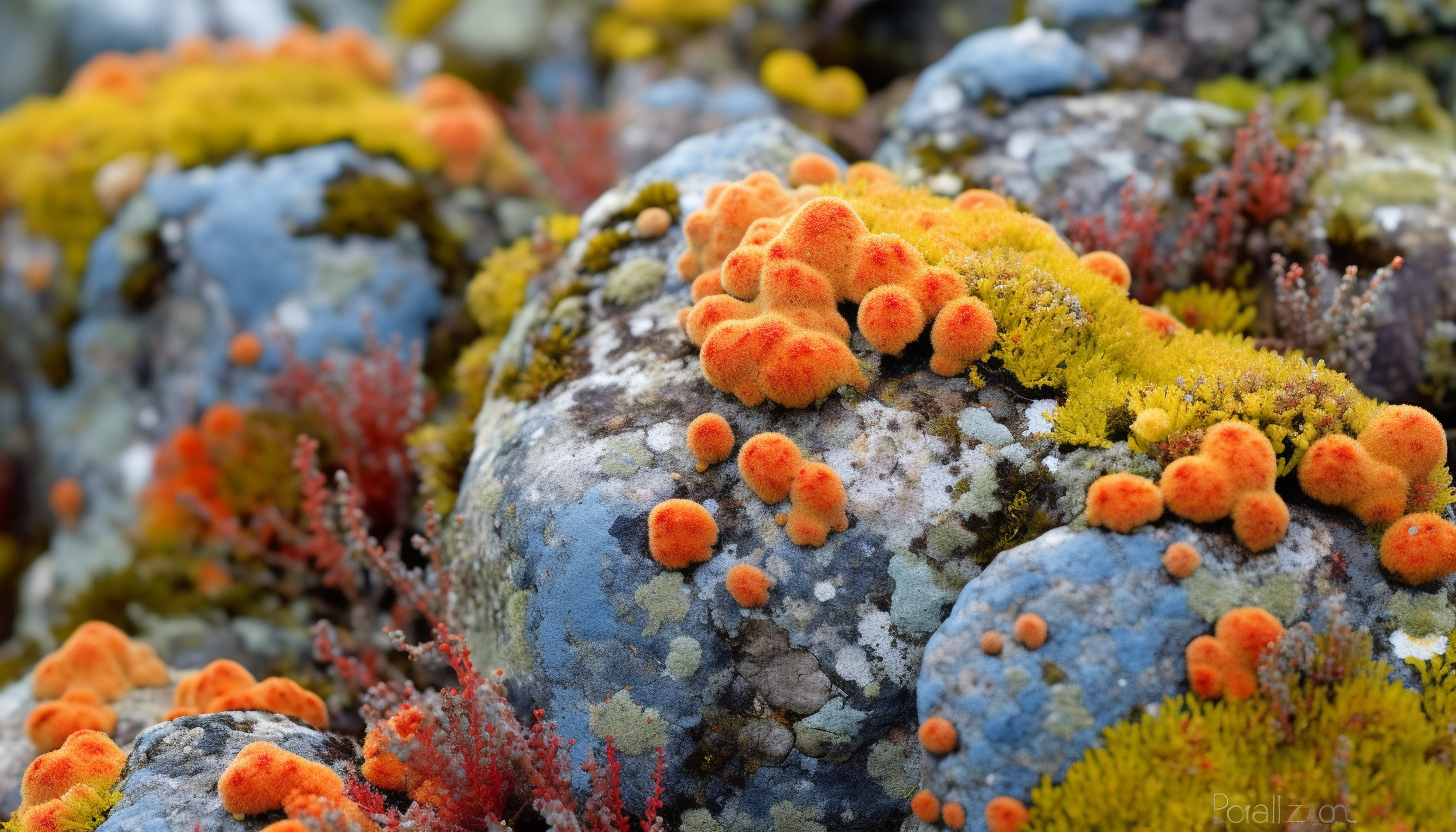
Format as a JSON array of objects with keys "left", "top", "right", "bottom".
[{"left": 1391, "top": 630, "right": 1449, "bottom": 662}]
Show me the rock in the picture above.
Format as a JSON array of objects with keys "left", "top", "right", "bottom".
[
  {"left": 897, "top": 20, "right": 1106, "bottom": 132},
  {"left": 614, "top": 77, "right": 780, "bottom": 175},
  {"left": 917, "top": 504, "right": 1451, "bottom": 831},
  {"left": 98, "top": 712, "right": 359, "bottom": 832},
  {"left": 451, "top": 116, "right": 1140, "bottom": 829}
]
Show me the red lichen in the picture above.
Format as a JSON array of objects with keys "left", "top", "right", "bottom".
[
  {"left": 686, "top": 413, "right": 735, "bottom": 472},
  {"left": 1013, "top": 613, "right": 1048, "bottom": 650},
  {"left": 985, "top": 796, "right": 1029, "bottom": 832},
  {"left": 647, "top": 499, "right": 718, "bottom": 568},
  {"left": 1186, "top": 606, "right": 1284, "bottom": 700},
  {"left": 917, "top": 716, "right": 958, "bottom": 754},
  {"left": 25, "top": 690, "right": 117, "bottom": 753},
  {"left": 32, "top": 621, "right": 168, "bottom": 702},
  {"left": 1084, "top": 472, "right": 1163, "bottom": 533},
  {"left": 725, "top": 564, "right": 772, "bottom": 607},
  {"left": 1160, "top": 542, "right": 1201, "bottom": 579},
  {"left": 1380, "top": 513, "right": 1456, "bottom": 585}
]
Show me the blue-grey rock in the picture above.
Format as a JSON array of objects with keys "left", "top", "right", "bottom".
[
  {"left": 899, "top": 20, "right": 1106, "bottom": 132},
  {"left": 615, "top": 84, "right": 785, "bottom": 176},
  {"left": 1029, "top": 0, "right": 1140, "bottom": 26}
]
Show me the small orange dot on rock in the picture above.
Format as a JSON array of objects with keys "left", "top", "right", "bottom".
[
  {"left": 941, "top": 802, "right": 967, "bottom": 830},
  {"left": 725, "top": 564, "right": 772, "bottom": 607},
  {"left": 635, "top": 207, "right": 672, "bottom": 238},
  {"left": 48, "top": 478, "right": 85, "bottom": 528},
  {"left": 647, "top": 499, "right": 718, "bottom": 569},
  {"left": 228, "top": 332, "right": 264, "bottom": 366},
  {"left": 686, "top": 413, "right": 734, "bottom": 472},
  {"left": 985, "top": 796, "right": 1029, "bottom": 832},
  {"left": 1161, "top": 542, "right": 1201, "bottom": 579},
  {"left": 980, "top": 630, "right": 1003, "bottom": 655},
  {"left": 910, "top": 789, "right": 940, "bottom": 823},
  {"left": 917, "top": 716, "right": 957, "bottom": 754},
  {"left": 1013, "top": 613, "right": 1047, "bottom": 650}
]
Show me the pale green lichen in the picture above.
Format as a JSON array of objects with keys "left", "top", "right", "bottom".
[
  {"left": 927, "top": 522, "right": 978, "bottom": 560},
  {"left": 1183, "top": 569, "right": 1303, "bottom": 624},
  {"left": 1390, "top": 591, "right": 1456, "bottom": 638},
  {"left": 888, "top": 554, "right": 960, "bottom": 638},
  {"left": 635, "top": 571, "right": 690, "bottom": 636},
  {"left": 1043, "top": 684, "right": 1096, "bottom": 741},
  {"left": 600, "top": 435, "right": 653, "bottom": 477},
  {"left": 589, "top": 689, "right": 668, "bottom": 755},
  {"left": 505, "top": 588, "right": 534, "bottom": 674},
  {"left": 866, "top": 736, "right": 917, "bottom": 798},
  {"left": 680, "top": 809, "right": 725, "bottom": 832},
  {"left": 665, "top": 635, "right": 701, "bottom": 679},
  {"left": 603, "top": 258, "right": 667, "bottom": 305},
  {"left": 769, "top": 802, "right": 826, "bottom": 832},
  {"left": 951, "top": 452, "right": 1001, "bottom": 520}
]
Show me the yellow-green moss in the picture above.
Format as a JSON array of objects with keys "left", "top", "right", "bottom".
[
  {"left": 309, "top": 172, "right": 472, "bottom": 291},
  {"left": 608, "top": 180, "right": 681, "bottom": 224},
  {"left": 3, "top": 787, "right": 122, "bottom": 832},
  {"left": 1156, "top": 284, "right": 1257, "bottom": 334},
  {"left": 384, "top": 0, "right": 464, "bottom": 37},
  {"left": 582, "top": 228, "right": 634, "bottom": 273}
]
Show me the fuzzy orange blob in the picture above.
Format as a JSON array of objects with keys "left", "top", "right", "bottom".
[
  {"left": 980, "top": 630, "right": 1004, "bottom": 655},
  {"left": 167, "top": 659, "right": 327, "bottom": 728},
  {"left": 1230, "top": 491, "right": 1289, "bottom": 552},
  {"left": 361, "top": 705, "right": 423, "bottom": 795},
  {"left": 725, "top": 564, "right": 772, "bottom": 607},
  {"left": 1361, "top": 404, "right": 1447, "bottom": 481},
  {"left": 1160, "top": 542, "right": 1201, "bottom": 579},
  {"left": 1298, "top": 405, "right": 1446, "bottom": 525},
  {"left": 418, "top": 106, "right": 501, "bottom": 185},
  {"left": 845, "top": 162, "right": 896, "bottom": 185},
  {"left": 1184, "top": 635, "right": 1229, "bottom": 699},
  {"left": 928, "top": 296, "right": 997, "bottom": 377},
  {"left": 1296, "top": 434, "right": 1373, "bottom": 507},
  {"left": 33, "top": 621, "right": 168, "bottom": 702},
  {"left": 200, "top": 402, "right": 246, "bottom": 443},
  {"left": 951, "top": 189, "right": 1010, "bottom": 212},
  {"left": 1137, "top": 304, "right": 1183, "bottom": 337},
  {"left": 67, "top": 53, "right": 149, "bottom": 101},
  {"left": 1159, "top": 456, "right": 1235, "bottom": 523},
  {"left": 322, "top": 26, "right": 395, "bottom": 85},
  {"left": 1079, "top": 251, "right": 1131, "bottom": 292},
  {"left": 787, "top": 153, "right": 841, "bottom": 187},
  {"left": 941, "top": 803, "right": 967, "bottom": 830},
  {"left": 737, "top": 433, "right": 804, "bottom": 503},
  {"left": 415, "top": 74, "right": 485, "bottom": 110},
  {"left": 1159, "top": 421, "right": 1288, "bottom": 550},
  {"left": 219, "top": 742, "right": 344, "bottom": 817},
  {"left": 1380, "top": 513, "right": 1456, "bottom": 585},
  {"left": 679, "top": 171, "right": 807, "bottom": 281},
  {"left": 635, "top": 207, "right": 673, "bottom": 238},
  {"left": 1013, "top": 613, "right": 1048, "bottom": 649},
  {"left": 48, "top": 478, "right": 85, "bottom": 529},
  {"left": 1200, "top": 421, "right": 1277, "bottom": 494},
  {"left": 857, "top": 284, "right": 926, "bottom": 356},
  {"left": 911, "top": 790, "right": 941, "bottom": 823},
  {"left": 1187, "top": 607, "right": 1284, "bottom": 700},
  {"left": 985, "top": 796, "right": 1029, "bottom": 832},
  {"left": 170, "top": 658, "right": 256, "bottom": 715},
  {"left": 228, "top": 332, "right": 265, "bottom": 366},
  {"left": 918, "top": 716, "right": 958, "bottom": 754},
  {"left": 686, "top": 413, "right": 735, "bottom": 472},
  {"left": 1084, "top": 472, "right": 1163, "bottom": 533},
  {"left": 647, "top": 499, "right": 718, "bottom": 568},
  {"left": 25, "top": 690, "right": 117, "bottom": 753},
  {"left": 690, "top": 271, "right": 725, "bottom": 303},
  {"left": 15, "top": 731, "right": 126, "bottom": 828},
  {"left": 785, "top": 461, "right": 850, "bottom": 546}
]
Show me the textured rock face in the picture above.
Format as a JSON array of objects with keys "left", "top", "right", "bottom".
[
  {"left": 98, "top": 712, "right": 358, "bottom": 832},
  {"left": 917, "top": 504, "right": 1453, "bottom": 831}
]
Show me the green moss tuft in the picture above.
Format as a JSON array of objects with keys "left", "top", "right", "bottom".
[
  {"left": 608, "top": 180, "right": 681, "bottom": 224},
  {"left": 582, "top": 228, "right": 634, "bottom": 274}
]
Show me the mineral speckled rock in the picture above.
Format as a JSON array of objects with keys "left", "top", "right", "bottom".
[
  {"left": 917, "top": 504, "right": 1454, "bottom": 831},
  {"left": 97, "top": 712, "right": 359, "bottom": 832}
]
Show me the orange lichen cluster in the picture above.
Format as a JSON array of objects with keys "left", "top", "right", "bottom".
[
  {"left": 33, "top": 621, "right": 168, "bottom": 702},
  {"left": 361, "top": 704, "right": 421, "bottom": 795},
  {"left": 413, "top": 74, "right": 504, "bottom": 186},
  {"left": 725, "top": 563, "right": 772, "bottom": 607},
  {"left": 647, "top": 499, "right": 718, "bottom": 568},
  {"left": 48, "top": 478, "right": 85, "bottom": 529},
  {"left": 26, "top": 690, "right": 116, "bottom": 754},
  {"left": 139, "top": 424, "right": 229, "bottom": 540},
  {"left": 912, "top": 790, "right": 941, "bottom": 823},
  {"left": 918, "top": 716, "right": 958, "bottom": 754},
  {"left": 1013, "top": 613, "right": 1048, "bottom": 650},
  {"left": 1186, "top": 606, "right": 1284, "bottom": 700},
  {"left": 736, "top": 432, "right": 849, "bottom": 545},
  {"left": 1078, "top": 251, "right": 1130, "bottom": 293},
  {"left": 228, "top": 332, "right": 265, "bottom": 366},
  {"left": 686, "top": 413, "right": 735, "bottom": 471},
  {"left": 677, "top": 169, "right": 813, "bottom": 282},
  {"left": 11, "top": 731, "right": 127, "bottom": 832},
  {"left": 1159, "top": 420, "right": 1288, "bottom": 550},
  {"left": 1161, "top": 542, "right": 1202, "bottom": 579},
  {"left": 1298, "top": 404, "right": 1447, "bottom": 524},
  {"left": 219, "top": 741, "right": 376, "bottom": 831},
  {"left": 787, "top": 153, "right": 841, "bottom": 188},
  {"left": 985, "top": 796, "right": 1030, "bottom": 832},
  {"left": 950, "top": 188, "right": 1010, "bottom": 212},
  {"left": 166, "top": 659, "right": 328, "bottom": 729},
  {"left": 1084, "top": 472, "right": 1163, "bottom": 533},
  {"left": 1380, "top": 513, "right": 1456, "bottom": 585}
]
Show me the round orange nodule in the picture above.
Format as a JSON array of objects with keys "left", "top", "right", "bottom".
[
  {"left": 1160, "top": 542, "right": 1201, "bottom": 579},
  {"left": 1013, "top": 613, "right": 1048, "bottom": 650},
  {"left": 228, "top": 332, "right": 265, "bottom": 366},
  {"left": 910, "top": 790, "right": 940, "bottom": 823},
  {"left": 985, "top": 796, "right": 1029, "bottom": 832},
  {"left": 725, "top": 564, "right": 772, "bottom": 607},
  {"left": 647, "top": 499, "right": 718, "bottom": 569},
  {"left": 787, "top": 153, "right": 841, "bottom": 188},
  {"left": 918, "top": 716, "right": 958, "bottom": 754},
  {"left": 686, "top": 413, "right": 735, "bottom": 472}
]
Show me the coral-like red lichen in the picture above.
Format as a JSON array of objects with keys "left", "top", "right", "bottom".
[
  {"left": 26, "top": 690, "right": 117, "bottom": 753},
  {"left": 32, "top": 621, "right": 168, "bottom": 702},
  {"left": 1084, "top": 472, "right": 1163, "bottom": 533},
  {"left": 1160, "top": 542, "right": 1201, "bottom": 579},
  {"left": 686, "top": 413, "right": 735, "bottom": 472},
  {"left": 1186, "top": 606, "right": 1284, "bottom": 700},
  {"left": 725, "top": 564, "right": 772, "bottom": 607},
  {"left": 1013, "top": 613, "right": 1048, "bottom": 650},
  {"left": 985, "top": 796, "right": 1029, "bottom": 832},
  {"left": 1380, "top": 513, "right": 1456, "bottom": 585},
  {"left": 918, "top": 716, "right": 958, "bottom": 754},
  {"left": 647, "top": 499, "right": 718, "bottom": 568}
]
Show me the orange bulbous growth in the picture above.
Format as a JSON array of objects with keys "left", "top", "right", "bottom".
[
  {"left": 1159, "top": 456, "right": 1234, "bottom": 524},
  {"left": 691, "top": 270, "right": 725, "bottom": 303},
  {"left": 1380, "top": 513, "right": 1456, "bottom": 585},
  {"left": 918, "top": 716, "right": 958, "bottom": 754},
  {"left": 980, "top": 630, "right": 1004, "bottom": 655},
  {"left": 1013, "top": 613, "right": 1048, "bottom": 649},
  {"left": 985, "top": 796, "right": 1029, "bottom": 832},
  {"left": 48, "top": 478, "right": 85, "bottom": 529},
  {"left": 941, "top": 802, "right": 967, "bottom": 830},
  {"left": 951, "top": 189, "right": 1010, "bottom": 212},
  {"left": 1159, "top": 421, "right": 1287, "bottom": 550},
  {"left": 845, "top": 161, "right": 896, "bottom": 185},
  {"left": 1160, "top": 542, "right": 1201, "bottom": 579},
  {"left": 857, "top": 284, "right": 926, "bottom": 356},
  {"left": 1084, "top": 472, "right": 1163, "bottom": 533},
  {"left": 1231, "top": 491, "right": 1289, "bottom": 553},
  {"left": 167, "top": 660, "right": 327, "bottom": 728},
  {"left": 686, "top": 413, "right": 735, "bottom": 472},
  {"left": 228, "top": 332, "right": 265, "bottom": 366},
  {"left": 33, "top": 621, "right": 168, "bottom": 702},
  {"left": 911, "top": 790, "right": 941, "bottom": 823},
  {"left": 1361, "top": 404, "right": 1447, "bottom": 481},
  {"left": 928, "top": 296, "right": 997, "bottom": 377},
  {"left": 785, "top": 461, "right": 849, "bottom": 546},
  {"left": 1137, "top": 304, "right": 1183, "bottom": 338},
  {"left": 418, "top": 106, "right": 502, "bottom": 185},
  {"left": 1078, "top": 251, "right": 1131, "bottom": 293},
  {"left": 200, "top": 402, "right": 247, "bottom": 444},
  {"left": 647, "top": 499, "right": 718, "bottom": 568},
  {"left": 1186, "top": 607, "right": 1284, "bottom": 700},
  {"left": 1299, "top": 405, "right": 1447, "bottom": 525},
  {"left": 737, "top": 433, "right": 804, "bottom": 503},
  {"left": 67, "top": 53, "right": 150, "bottom": 102},
  {"left": 787, "top": 153, "right": 841, "bottom": 187},
  {"left": 219, "top": 742, "right": 344, "bottom": 817},
  {"left": 322, "top": 26, "right": 395, "bottom": 86},
  {"left": 635, "top": 206, "right": 673, "bottom": 238},
  {"left": 17, "top": 731, "right": 126, "bottom": 821},
  {"left": 679, "top": 171, "right": 808, "bottom": 282},
  {"left": 26, "top": 690, "right": 117, "bottom": 753},
  {"left": 725, "top": 564, "right": 772, "bottom": 607}
]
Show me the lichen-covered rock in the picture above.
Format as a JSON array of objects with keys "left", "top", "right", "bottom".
[
  {"left": 95, "top": 712, "right": 358, "bottom": 832},
  {"left": 918, "top": 505, "right": 1454, "bottom": 831},
  {"left": 451, "top": 117, "right": 1137, "bottom": 829}
]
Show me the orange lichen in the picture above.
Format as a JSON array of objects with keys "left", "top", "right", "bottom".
[
  {"left": 228, "top": 332, "right": 265, "bottom": 366},
  {"left": 200, "top": 402, "right": 246, "bottom": 444},
  {"left": 1160, "top": 542, "right": 1201, "bottom": 579},
  {"left": 1159, "top": 420, "right": 1287, "bottom": 550},
  {"left": 737, "top": 433, "right": 804, "bottom": 503},
  {"left": 361, "top": 704, "right": 426, "bottom": 797},
  {"left": 15, "top": 731, "right": 126, "bottom": 821},
  {"left": 918, "top": 716, "right": 958, "bottom": 754},
  {"left": 845, "top": 162, "right": 896, "bottom": 185},
  {"left": 1013, "top": 613, "right": 1048, "bottom": 650},
  {"left": 634, "top": 206, "right": 672, "bottom": 238},
  {"left": 911, "top": 790, "right": 941, "bottom": 823},
  {"left": 686, "top": 413, "right": 735, "bottom": 472},
  {"left": 1298, "top": 405, "right": 1446, "bottom": 524},
  {"left": 218, "top": 741, "right": 344, "bottom": 817},
  {"left": 678, "top": 171, "right": 808, "bottom": 282},
  {"left": 25, "top": 690, "right": 117, "bottom": 753},
  {"left": 785, "top": 462, "right": 849, "bottom": 546},
  {"left": 1084, "top": 472, "right": 1163, "bottom": 533},
  {"left": 417, "top": 106, "right": 501, "bottom": 186},
  {"left": 928, "top": 296, "right": 997, "bottom": 376},
  {"left": 725, "top": 564, "right": 772, "bottom": 607},
  {"left": 1360, "top": 404, "right": 1447, "bottom": 480},
  {"left": 167, "top": 659, "right": 328, "bottom": 729},
  {"left": 1186, "top": 606, "right": 1284, "bottom": 700},
  {"left": 941, "top": 803, "right": 967, "bottom": 830},
  {"left": 985, "top": 796, "right": 1029, "bottom": 832},
  {"left": 1380, "top": 513, "right": 1456, "bottom": 585},
  {"left": 647, "top": 499, "right": 718, "bottom": 568},
  {"left": 48, "top": 478, "right": 85, "bottom": 529},
  {"left": 951, "top": 189, "right": 1010, "bottom": 212},
  {"left": 787, "top": 153, "right": 841, "bottom": 188},
  {"left": 690, "top": 271, "right": 724, "bottom": 303},
  {"left": 1137, "top": 304, "right": 1184, "bottom": 337},
  {"left": 980, "top": 630, "right": 1004, "bottom": 655},
  {"left": 1078, "top": 251, "right": 1131, "bottom": 293},
  {"left": 32, "top": 621, "right": 168, "bottom": 702}
]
